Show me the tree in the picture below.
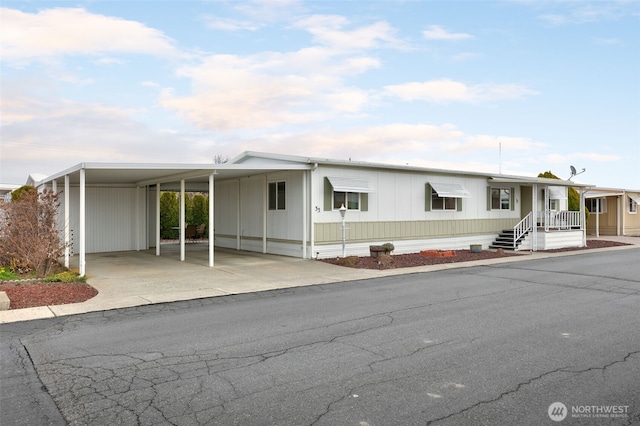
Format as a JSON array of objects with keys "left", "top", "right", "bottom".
[
  {"left": 538, "top": 171, "right": 589, "bottom": 223},
  {"left": 192, "top": 194, "right": 208, "bottom": 233},
  {"left": 0, "top": 186, "right": 65, "bottom": 277},
  {"left": 159, "top": 192, "right": 178, "bottom": 239},
  {"left": 213, "top": 154, "right": 229, "bottom": 164}
]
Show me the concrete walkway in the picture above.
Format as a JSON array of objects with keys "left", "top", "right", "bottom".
[{"left": 1, "top": 236, "right": 638, "bottom": 324}]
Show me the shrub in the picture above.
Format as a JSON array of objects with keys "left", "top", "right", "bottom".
[
  {"left": 381, "top": 243, "right": 395, "bottom": 253},
  {"left": 0, "top": 267, "right": 18, "bottom": 280},
  {"left": 0, "top": 187, "right": 66, "bottom": 277},
  {"left": 44, "top": 271, "right": 86, "bottom": 283}
]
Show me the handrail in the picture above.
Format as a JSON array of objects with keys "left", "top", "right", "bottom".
[
  {"left": 537, "top": 210, "right": 582, "bottom": 230},
  {"left": 513, "top": 211, "right": 533, "bottom": 249}
]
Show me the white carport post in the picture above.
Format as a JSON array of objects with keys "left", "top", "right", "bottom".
[
  {"left": 136, "top": 186, "right": 140, "bottom": 251},
  {"left": 595, "top": 198, "right": 600, "bottom": 238},
  {"left": 64, "top": 175, "right": 70, "bottom": 268},
  {"left": 209, "top": 173, "right": 215, "bottom": 267},
  {"left": 79, "top": 168, "right": 86, "bottom": 277},
  {"left": 302, "top": 171, "right": 307, "bottom": 259},
  {"left": 180, "top": 179, "right": 186, "bottom": 261},
  {"left": 580, "top": 188, "right": 587, "bottom": 247},
  {"left": 236, "top": 180, "right": 241, "bottom": 250},
  {"left": 532, "top": 184, "right": 538, "bottom": 251},
  {"left": 262, "top": 176, "right": 267, "bottom": 254},
  {"left": 156, "top": 183, "right": 161, "bottom": 256}
]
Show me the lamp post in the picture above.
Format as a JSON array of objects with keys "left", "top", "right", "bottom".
[{"left": 339, "top": 204, "right": 347, "bottom": 257}]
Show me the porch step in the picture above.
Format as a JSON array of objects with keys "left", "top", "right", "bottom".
[{"left": 489, "top": 229, "right": 526, "bottom": 251}]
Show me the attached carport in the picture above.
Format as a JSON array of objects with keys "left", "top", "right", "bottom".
[{"left": 36, "top": 162, "right": 313, "bottom": 276}]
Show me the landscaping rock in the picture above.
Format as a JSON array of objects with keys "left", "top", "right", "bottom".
[
  {"left": 0, "top": 291, "right": 10, "bottom": 310},
  {"left": 338, "top": 256, "right": 360, "bottom": 267},
  {"left": 377, "top": 254, "right": 394, "bottom": 268}
]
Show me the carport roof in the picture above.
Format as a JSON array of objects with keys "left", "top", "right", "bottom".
[{"left": 37, "top": 162, "right": 313, "bottom": 190}]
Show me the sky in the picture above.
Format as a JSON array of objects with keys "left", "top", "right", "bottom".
[{"left": 1, "top": 0, "right": 639, "bottom": 189}]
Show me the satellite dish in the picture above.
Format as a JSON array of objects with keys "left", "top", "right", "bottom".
[{"left": 568, "top": 165, "right": 585, "bottom": 181}]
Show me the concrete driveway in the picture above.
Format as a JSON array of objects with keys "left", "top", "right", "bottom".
[{"left": 1, "top": 236, "right": 638, "bottom": 323}]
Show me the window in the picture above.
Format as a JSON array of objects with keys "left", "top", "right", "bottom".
[
  {"left": 585, "top": 198, "right": 606, "bottom": 214},
  {"left": 431, "top": 189, "right": 457, "bottom": 210},
  {"left": 268, "top": 181, "right": 286, "bottom": 210},
  {"left": 549, "top": 199, "right": 559, "bottom": 211},
  {"left": 491, "top": 188, "right": 511, "bottom": 210},
  {"left": 629, "top": 196, "right": 638, "bottom": 214},
  {"left": 334, "top": 191, "right": 360, "bottom": 210},
  {"left": 324, "top": 177, "right": 371, "bottom": 211}
]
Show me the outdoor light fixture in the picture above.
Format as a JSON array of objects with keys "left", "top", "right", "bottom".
[{"left": 339, "top": 204, "right": 347, "bottom": 257}]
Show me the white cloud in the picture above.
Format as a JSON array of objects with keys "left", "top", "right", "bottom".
[
  {"left": 0, "top": 95, "right": 204, "bottom": 182},
  {"left": 94, "top": 57, "right": 125, "bottom": 65},
  {"left": 573, "top": 152, "right": 621, "bottom": 162},
  {"left": 204, "top": 17, "right": 260, "bottom": 31},
  {"left": 234, "top": 0, "right": 305, "bottom": 22},
  {"left": 219, "top": 123, "right": 545, "bottom": 169},
  {"left": 451, "top": 52, "right": 481, "bottom": 62},
  {"left": 537, "top": 2, "right": 639, "bottom": 25},
  {"left": 293, "top": 15, "right": 406, "bottom": 51},
  {"left": 0, "top": 7, "right": 180, "bottom": 64},
  {"left": 159, "top": 43, "right": 381, "bottom": 130},
  {"left": 423, "top": 25, "right": 472, "bottom": 41},
  {"left": 594, "top": 37, "right": 621, "bottom": 46},
  {"left": 384, "top": 79, "right": 538, "bottom": 103}
]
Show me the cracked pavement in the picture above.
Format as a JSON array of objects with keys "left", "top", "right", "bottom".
[{"left": 2, "top": 248, "right": 639, "bottom": 425}]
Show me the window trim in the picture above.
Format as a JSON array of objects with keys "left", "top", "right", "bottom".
[
  {"left": 629, "top": 196, "right": 638, "bottom": 214},
  {"left": 431, "top": 188, "right": 458, "bottom": 211},
  {"left": 585, "top": 197, "right": 607, "bottom": 214},
  {"left": 489, "top": 187, "right": 513, "bottom": 211},
  {"left": 268, "top": 180, "right": 286, "bottom": 211},
  {"left": 324, "top": 177, "right": 369, "bottom": 212},
  {"left": 333, "top": 191, "right": 361, "bottom": 211}
]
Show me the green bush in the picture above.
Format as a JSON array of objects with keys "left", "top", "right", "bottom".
[
  {"left": 44, "top": 271, "right": 86, "bottom": 283},
  {"left": 0, "top": 267, "right": 19, "bottom": 280},
  {"left": 381, "top": 243, "right": 395, "bottom": 253}
]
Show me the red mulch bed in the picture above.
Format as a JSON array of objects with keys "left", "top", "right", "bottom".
[
  {"left": 0, "top": 282, "right": 98, "bottom": 310},
  {"left": 321, "top": 249, "right": 522, "bottom": 270},
  {"left": 321, "top": 240, "right": 631, "bottom": 270}
]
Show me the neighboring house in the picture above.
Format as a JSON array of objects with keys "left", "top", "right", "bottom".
[
  {"left": 584, "top": 187, "right": 640, "bottom": 237},
  {"left": 29, "top": 151, "right": 591, "bottom": 276},
  {"left": 0, "top": 184, "right": 21, "bottom": 203}
]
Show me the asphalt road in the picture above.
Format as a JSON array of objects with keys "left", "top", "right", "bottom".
[{"left": 2, "top": 248, "right": 639, "bottom": 426}]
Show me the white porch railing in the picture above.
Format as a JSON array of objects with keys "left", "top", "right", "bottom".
[
  {"left": 513, "top": 211, "right": 533, "bottom": 249},
  {"left": 538, "top": 210, "right": 583, "bottom": 230}
]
